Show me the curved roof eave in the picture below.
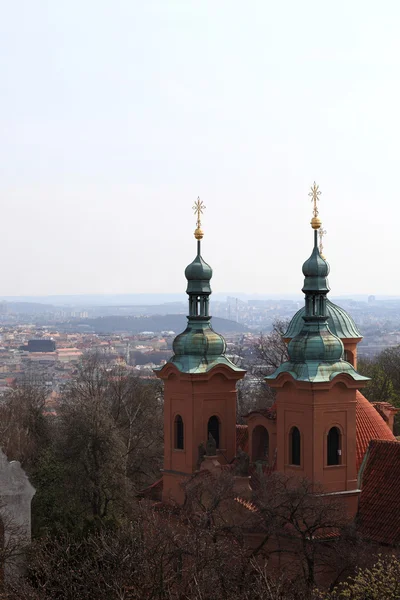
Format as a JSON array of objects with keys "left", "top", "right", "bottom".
[
  {"left": 267, "top": 360, "right": 370, "bottom": 384},
  {"left": 284, "top": 300, "right": 362, "bottom": 340}
]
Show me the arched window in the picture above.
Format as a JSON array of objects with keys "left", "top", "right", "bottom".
[
  {"left": 290, "top": 427, "right": 301, "bottom": 466},
  {"left": 174, "top": 415, "right": 184, "bottom": 450},
  {"left": 252, "top": 425, "right": 269, "bottom": 462},
  {"left": 207, "top": 416, "right": 220, "bottom": 449},
  {"left": 327, "top": 427, "right": 341, "bottom": 466}
]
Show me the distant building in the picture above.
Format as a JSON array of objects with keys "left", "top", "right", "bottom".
[
  {"left": 368, "top": 295, "right": 376, "bottom": 303},
  {"left": 28, "top": 352, "right": 57, "bottom": 363},
  {"left": 57, "top": 348, "right": 83, "bottom": 363},
  {"left": 27, "top": 339, "right": 56, "bottom": 353}
]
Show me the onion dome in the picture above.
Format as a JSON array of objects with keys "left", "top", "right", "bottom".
[
  {"left": 170, "top": 318, "right": 232, "bottom": 373},
  {"left": 302, "top": 245, "right": 330, "bottom": 292},
  {"left": 267, "top": 224, "right": 368, "bottom": 384},
  {"left": 169, "top": 239, "right": 242, "bottom": 373},
  {"left": 185, "top": 253, "right": 212, "bottom": 295},
  {"left": 288, "top": 324, "right": 343, "bottom": 363},
  {"left": 156, "top": 200, "right": 244, "bottom": 375},
  {"left": 285, "top": 299, "right": 363, "bottom": 340},
  {"left": 173, "top": 322, "right": 225, "bottom": 357}
]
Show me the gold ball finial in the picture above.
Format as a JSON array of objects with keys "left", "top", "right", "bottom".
[
  {"left": 194, "top": 227, "right": 204, "bottom": 240},
  {"left": 311, "top": 216, "right": 322, "bottom": 229}
]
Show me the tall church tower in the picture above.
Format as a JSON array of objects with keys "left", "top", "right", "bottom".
[
  {"left": 155, "top": 199, "right": 245, "bottom": 504},
  {"left": 267, "top": 184, "right": 368, "bottom": 516}
]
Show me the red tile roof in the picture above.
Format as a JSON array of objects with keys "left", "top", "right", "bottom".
[
  {"left": 357, "top": 439, "right": 400, "bottom": 546},
  {"left": 372, "top": 401, "right": 399, "bottom": 421},
  {"left": 356, "top": 391, "right": 396, "bottom": 471}
]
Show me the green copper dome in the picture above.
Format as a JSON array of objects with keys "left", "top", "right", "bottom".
[
  {"left": 169, "top": 318, "right": 242, "bottom": 373},
  {"left": 285, "top": 299, "right": 363, "bottom": 340},
  {"left": 185, "top": 254, "right": 212, "bottom": 294},
  {"left": 288, "top": 322, "right": 344, "bottom": 363},
  {"left": 267, "top": 229, "right": 368, "bottom": 384},
  {"left": 173, "top": 319, "right": 225, "bottom": 357},
  {"left": 156, "top": 237, "right": 244, "bottom": 375},
  {"left": 302, "top": 245, "right": 330, "bottom": 292}
]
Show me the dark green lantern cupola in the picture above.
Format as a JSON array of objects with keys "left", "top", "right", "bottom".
[
  {"left": 161, "top": 198, "right": 243, "bottom": 375},
  {"left": 184, "top": 240, "right": 212, "bottom": 317},
  {"left": 287, "top": 229, "right": 344, "bottom": 366},
  {"left": 267, "top": 183, "right": 368, "bottom": 384}
]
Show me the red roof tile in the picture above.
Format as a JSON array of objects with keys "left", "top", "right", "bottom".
[
  {"left": 356, "top": 391, "right": 396, "bottom": 471},
  {"left": 357, "top": 439, "right": 400, "bottom": 546}
]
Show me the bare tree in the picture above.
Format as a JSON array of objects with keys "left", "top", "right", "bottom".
[
  {"left": 236, "top": 320, "right": 290, "bottom": 417},
  {"left": 54, "top": 355, "right": 163, "bottom": 525},
  {"left": 252, "top": 473, "right": 365, "bottom": 592},
  {"left": 107, "top": 364, "right": 163, "bottom": 485},
  {"left": 252, "top": 319, "right": 290, "bottom": 374},
  {"left": 0, "top": 474, "right": 378, "bottom": 600},
  {"left": 0, "top": 377, "right": 49, "bottom": 469}
]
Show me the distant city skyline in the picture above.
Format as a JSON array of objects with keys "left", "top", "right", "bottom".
[
  {"left": 0, "top": 292, "right": 395, "bottom": 307},
  {"left": 2, "top": 2, "right": 400, "bottom": 295}
]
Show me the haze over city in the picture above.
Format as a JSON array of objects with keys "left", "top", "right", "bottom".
[{"left": 2, "top": 1, "right": 400, "bottom": 296}]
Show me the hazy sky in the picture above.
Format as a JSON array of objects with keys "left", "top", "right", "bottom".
[{"left": 1, "top": 1, "right": 400, "bottom": 297}]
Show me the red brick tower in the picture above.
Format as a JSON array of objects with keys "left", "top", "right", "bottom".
[
  {"left": 266, "top": 184, "right": 369, "bottom": 516},
  {"left": 155, "top": 199, "right": 245, "bottom": 504}
]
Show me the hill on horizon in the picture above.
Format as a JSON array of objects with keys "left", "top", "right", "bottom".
[{"left": 80, "top": 314, "right": 247, "bottom": 334}]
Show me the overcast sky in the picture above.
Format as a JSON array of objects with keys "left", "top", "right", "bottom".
[{"left": 1, "top": 1, "right": 399, "bottom": 297}]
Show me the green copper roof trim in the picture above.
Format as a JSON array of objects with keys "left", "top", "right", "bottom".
[
  {"left": 285, "top": 299, "right": 363, "bottom": 340},
  {"left": 158, "top": 318, "right": 244, "bottom": 374},
  {"left": 266, "top": 358, "right": 369, "bottom": 383}
]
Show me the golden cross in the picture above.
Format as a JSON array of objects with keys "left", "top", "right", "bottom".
[
  {"left": 308, "top": 181, "right": 321, "bottom": 218},
  {"left": 192, "top": 196, "right": 206, "bottom": 229},
  {"left": 319, "top": 227, "right": 327, "bottom": 257}
]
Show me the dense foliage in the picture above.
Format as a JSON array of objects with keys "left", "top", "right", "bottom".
[{"left": 0, "top": 356, "right": 163, "bottom": 536}]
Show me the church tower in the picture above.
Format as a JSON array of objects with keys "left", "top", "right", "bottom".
[
  {"left": 267, "top": 184, "right": 369, "bottom": 516},
  {"left": 155, "top": 199, "right": 245, "bottom": 504}
]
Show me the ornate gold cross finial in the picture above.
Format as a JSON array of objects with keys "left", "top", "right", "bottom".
[
  {"left": 193, "top": 196, "right": 205, "bottom": 240},
  {"left": 319, "top": 227, "right": 327, "bottom": 258},
  {"left": 309, "top": 181, "right": 321, "bottom": 218},
  {"left": 309, "top": 182, "right": 322, "bottom": 229},
  {"left": 193, "top": 197, "right": 205, "bottom": 228}
]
